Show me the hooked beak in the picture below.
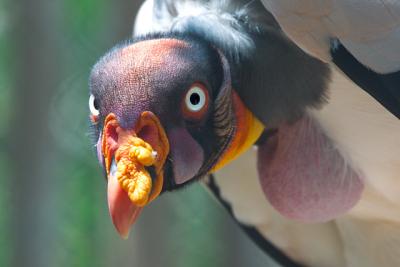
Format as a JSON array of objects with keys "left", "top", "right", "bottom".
[{"left": 101, "top": 112, "right": 170, "bottom": 238}]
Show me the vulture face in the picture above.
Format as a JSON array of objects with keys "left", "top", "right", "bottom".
[{"left": 89, "top": 36, "right": 263, "bottom": 237}]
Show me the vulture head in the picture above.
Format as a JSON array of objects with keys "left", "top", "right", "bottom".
[{"left": 89, "top": 34, "right": 264, "bottom": 237}]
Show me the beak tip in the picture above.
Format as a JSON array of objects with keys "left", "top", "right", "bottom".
[
  {"left": 117, "top": 227, "right": 131, "bottom": 240},
  {"left": 121, "top": 234, "right": 130, "bottom": 240},
  {"left": 109, "top": 210, "right": 134, "bottom": 240}
]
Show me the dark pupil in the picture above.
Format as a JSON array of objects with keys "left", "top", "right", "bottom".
[
  {"left": 190, "top": 93, "right": 201, "bottom": 105},
  {"left": 93, "top": 98, "right": 100, "bottom": 110}
]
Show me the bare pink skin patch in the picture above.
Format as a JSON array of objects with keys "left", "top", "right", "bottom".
[
  {"left": 168, "top": 128, "right": 204, "bottom": 185},
  {"left": 257, "top": 115, "right": 364, "bottom": 222}
]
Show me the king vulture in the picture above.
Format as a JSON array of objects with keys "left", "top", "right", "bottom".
[{"left": 88, "top": 1, "right": 400, "bottom": 266}]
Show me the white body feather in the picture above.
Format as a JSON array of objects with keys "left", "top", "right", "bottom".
[
  {"left": 214, "top": 68, "right": 400, "bottom": 267},
  {"left": 261, "top": 0, "right": 400, "bottom": 73}
]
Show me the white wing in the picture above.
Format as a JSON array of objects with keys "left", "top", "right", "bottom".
[{"left": 261, "top": 0, "right": 400, "bottom": 73}]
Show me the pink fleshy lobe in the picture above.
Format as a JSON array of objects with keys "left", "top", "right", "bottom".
[
  {"left": 257, "top": 116, "right": 364, "bottom": 222},
  {"left": 168, "top": 128, "right": 204, "bottom": 185}
]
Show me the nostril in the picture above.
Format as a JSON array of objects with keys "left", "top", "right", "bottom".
[
  {"left": 136, "top": 124, "right": 159, "bottom": 154},
  {"left": 105, "top": 122, "right": 119, "bottom": 148},
  {"left": 101, "top": 114, "right": 122, "bottom": 174},
  {"left": 103, "top": 120, "right": 120, "bottom": 165}
]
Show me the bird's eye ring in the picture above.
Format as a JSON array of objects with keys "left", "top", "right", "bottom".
[
  {"left": 89, "top": 94, "right": 100, "bottom": 122},
  {"left": 182, "top": 83, "right": 209, "bottom": 120}
]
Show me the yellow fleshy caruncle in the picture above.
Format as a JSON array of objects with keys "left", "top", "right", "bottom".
[{"left": 114, "top": 136, "right": 157, "bottom": 207}]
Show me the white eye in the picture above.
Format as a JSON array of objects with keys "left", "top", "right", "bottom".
[
  {"left": 184, "top": 85, "right": 207, "bottom": 112},
  {"left": 89, "top": 94, "right": 100, "bottom": 116}
]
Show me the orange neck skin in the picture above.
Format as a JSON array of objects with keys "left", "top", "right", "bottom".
[{"left": 211, "top": 91, "right": 265, "bottom": 172}]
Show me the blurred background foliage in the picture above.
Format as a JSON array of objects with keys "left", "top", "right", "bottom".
[{"left": 0, "top": 0, "right": 278, "bottom": 266}]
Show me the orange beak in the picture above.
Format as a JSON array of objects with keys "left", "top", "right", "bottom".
[{"left": 102, "top": 112, "right": 169, "bottom": 238}]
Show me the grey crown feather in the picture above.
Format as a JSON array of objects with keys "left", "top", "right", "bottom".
[{"left": 146, "top": 0, "right": 331, "bottom": 127}]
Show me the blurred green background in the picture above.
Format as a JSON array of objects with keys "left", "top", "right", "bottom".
[{"left": 0, "top": 0, "right": 278, "bottom": 266}]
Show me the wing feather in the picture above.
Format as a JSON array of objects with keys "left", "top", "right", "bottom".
[{"left": 261, "top": 0, "right": 400, "bottom": 72}]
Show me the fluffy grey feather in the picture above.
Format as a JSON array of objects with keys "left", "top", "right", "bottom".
[
  {"left": 139, "top": 0, "right": 331, "bottom": 127},
  {"left": 152, "top": 0, "right": 267, "bottom": 61}
]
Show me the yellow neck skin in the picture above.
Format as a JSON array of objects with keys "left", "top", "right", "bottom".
[{"left": 211, "top": 91, "right": 265, "bottom": 172}]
